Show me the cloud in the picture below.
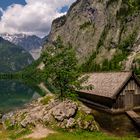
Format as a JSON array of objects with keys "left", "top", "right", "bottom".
[
  {"left": 0, "top": 0, "right": 76, "bottom": 37},
  {"left": 0, "top": 7, "right": 4, "bottom": 19}
]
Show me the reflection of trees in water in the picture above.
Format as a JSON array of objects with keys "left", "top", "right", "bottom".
[
  {"left": 0, "top": 80, "right": 40, "bottom": 113},
  {"left": 92, "top": 109, "right": 140, "bottom": 137}
]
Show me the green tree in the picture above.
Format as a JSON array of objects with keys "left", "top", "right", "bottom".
[{"left": 42, "top": 37, "right": 84, "bottom": 98}]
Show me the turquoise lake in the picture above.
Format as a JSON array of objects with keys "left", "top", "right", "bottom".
[{"left": 0, "top": 80, "right": 41, "bottom": 113}]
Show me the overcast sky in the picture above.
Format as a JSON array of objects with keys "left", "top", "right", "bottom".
[{"left": 0, "top": 0, "right": 76, "bottom": 37}]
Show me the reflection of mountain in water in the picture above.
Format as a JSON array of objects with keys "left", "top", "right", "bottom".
[{"left": 0, "top": 80, "right": 41, "bottom": 113}]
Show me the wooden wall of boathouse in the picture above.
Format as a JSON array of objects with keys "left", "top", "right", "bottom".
[{"left": 112, "top": 79, "right": 140, "bottom": 110}]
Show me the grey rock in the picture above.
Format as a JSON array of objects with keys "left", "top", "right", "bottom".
[
  {"left": 79, "top": 104, "right": 92, "bottom": 115},
  {"left": 2, "top": 97, "right": 99, "bottom": 131},
  {"left": 66, "top": 118, "right": 75, "bottom": 128},
  {"left": 52, "top": 108, "right": 66, "bottom": 121},
  {"left": 52, "top": 100, "right": 77, "bottom": 121},
  {"left": 2, "top": 112, "right": 16, "bottom": 129},
  {"left": 43, "top": 113, "right": 54, "bottom": 124},
  {"left": 20, "top": 116, "right": 35, "bottom": 128},
  {"left": 44, "top": 0, "right": 140, "bottom": 70}
]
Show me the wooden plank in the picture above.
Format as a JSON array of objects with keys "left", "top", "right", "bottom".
[
  {"left": 126, "top": 111, "right": 140, "bottom": 127},
  {"left": 126, "top": 111, "right": 139, "bottom": 118}
]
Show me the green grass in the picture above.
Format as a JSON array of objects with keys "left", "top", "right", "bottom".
[
  {"left": 79, "top": 21, "right": 94, "bottom": 30},
  {"left": 0, "top": 129, "right": 138, "bottom": 140},
  {"left": 44, "top": 131, "right": 138, "bottom": 140},
  {"left": 0, "top": 128, "right": 31, "bottom": 140},
  {"left": 40, "top": 96, "right": 53, "bottom": 105}
]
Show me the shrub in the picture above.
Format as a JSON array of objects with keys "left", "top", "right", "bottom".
[
  {"left": 41, "top": 96, "right": 53, "bottom": 105},
  {"left": 79, "top": 21, "right": 93, "bottom": 30}
]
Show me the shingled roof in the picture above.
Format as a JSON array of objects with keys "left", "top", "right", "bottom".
[{"left": 80, "top": 71, "right": 135, "bottom": 99}]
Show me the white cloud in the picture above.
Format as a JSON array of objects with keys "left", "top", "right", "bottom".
[
  {"left": 0, "top": 7, "right": 4, "bottom": 19},
  {"left": 0, "top": 0, "right": 76, "bottom": 37}
]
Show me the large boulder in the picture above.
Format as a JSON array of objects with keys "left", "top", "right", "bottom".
[{"left": 51, "top": 100, "right": 78, "bottom": 121}]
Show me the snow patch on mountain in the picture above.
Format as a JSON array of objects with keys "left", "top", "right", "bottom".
[{"left": 0, "top": 33, "right": 43, "bottom": 60}]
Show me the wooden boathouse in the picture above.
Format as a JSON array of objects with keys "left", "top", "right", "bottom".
[{"left": 78, "top": 71, "right": 140, "bottom": 114}]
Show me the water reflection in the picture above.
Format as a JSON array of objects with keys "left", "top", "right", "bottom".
[
  {"left": 92, "top": 109, "right": 140, "bottom": 137},
  {"left": 0, "top": 80, "right": 41, "bottom": 113}
]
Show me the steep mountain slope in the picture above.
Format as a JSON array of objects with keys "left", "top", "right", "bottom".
[
  {"left": 0, "top": 37, "right": 33, "bottom": 73},
  {"left": 44, "top": 0, "right": 140, "bottom": 72},
  {"left": 0, "top": 33, "right": 42, "bottom": 60}
]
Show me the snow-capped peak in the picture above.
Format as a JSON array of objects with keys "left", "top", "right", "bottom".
[{"left": 0, "top": 33, "right": 43, "bottom": 60}]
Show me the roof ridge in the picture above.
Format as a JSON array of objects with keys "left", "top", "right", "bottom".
[
  {"left": 111, "top": 72, "right": 133, "bottom": 99},
  {"left": 80, "top": 71, "right": 134, "bottom": 98}
]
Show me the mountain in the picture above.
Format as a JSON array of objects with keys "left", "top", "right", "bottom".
[
  {"left": 0, "top": 33, "right": 42, "bottom": 60},
  {"left": 42, "top": 35, "right": 49, "bottom": 45},
  {"left": 44, "top": 0, "right": 140, "bottom": 72},
  {"left": 0, "top": 37, "right": 34, "bottom": 73}
]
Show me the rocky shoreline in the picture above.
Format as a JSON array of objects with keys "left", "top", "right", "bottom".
[{"left": 1, "top": 94, "right": 99, "bottom": 132}]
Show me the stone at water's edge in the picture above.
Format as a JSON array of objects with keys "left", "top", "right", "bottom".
[
  {"left": 2, "top": 95, "right": 99, "bottom": 131},
  {"left": 2, "top": 112, "right": 15, "bottom": 129}
]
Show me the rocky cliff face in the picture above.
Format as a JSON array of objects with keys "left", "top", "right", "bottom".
[{"left": 44, "top": 0, "right": 140, "bottom": 71}]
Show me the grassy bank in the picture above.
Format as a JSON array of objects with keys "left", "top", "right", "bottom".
[
  {"left": 45, "top": 131, "right": 137, "bottom": 140},
  {"left": 0, "top": 128, "right": 138, "bottom": 140}
]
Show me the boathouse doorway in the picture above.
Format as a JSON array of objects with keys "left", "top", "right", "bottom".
[{"left": 125, "top": 90, "right": 134, "bottom": 109}]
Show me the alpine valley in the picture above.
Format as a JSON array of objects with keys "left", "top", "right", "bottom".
[
  {"left": 0, "top": 33, "right": 43, "bottom": 60},
  {"left": 0, "top": 0, "right": 140, "bottom": 140},
  {"left": 0, "top": 37, "right": 33, "bottom": 72}
]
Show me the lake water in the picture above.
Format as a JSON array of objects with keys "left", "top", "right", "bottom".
[
  {"left": 0, "top": 80, "right": 41, "bottom": 113},
  {"left": 1, "top": 80, "right": 140, "bottom": 137},
  {"left": 92, "top": 109, "right": 140, "bottom": 137}
]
